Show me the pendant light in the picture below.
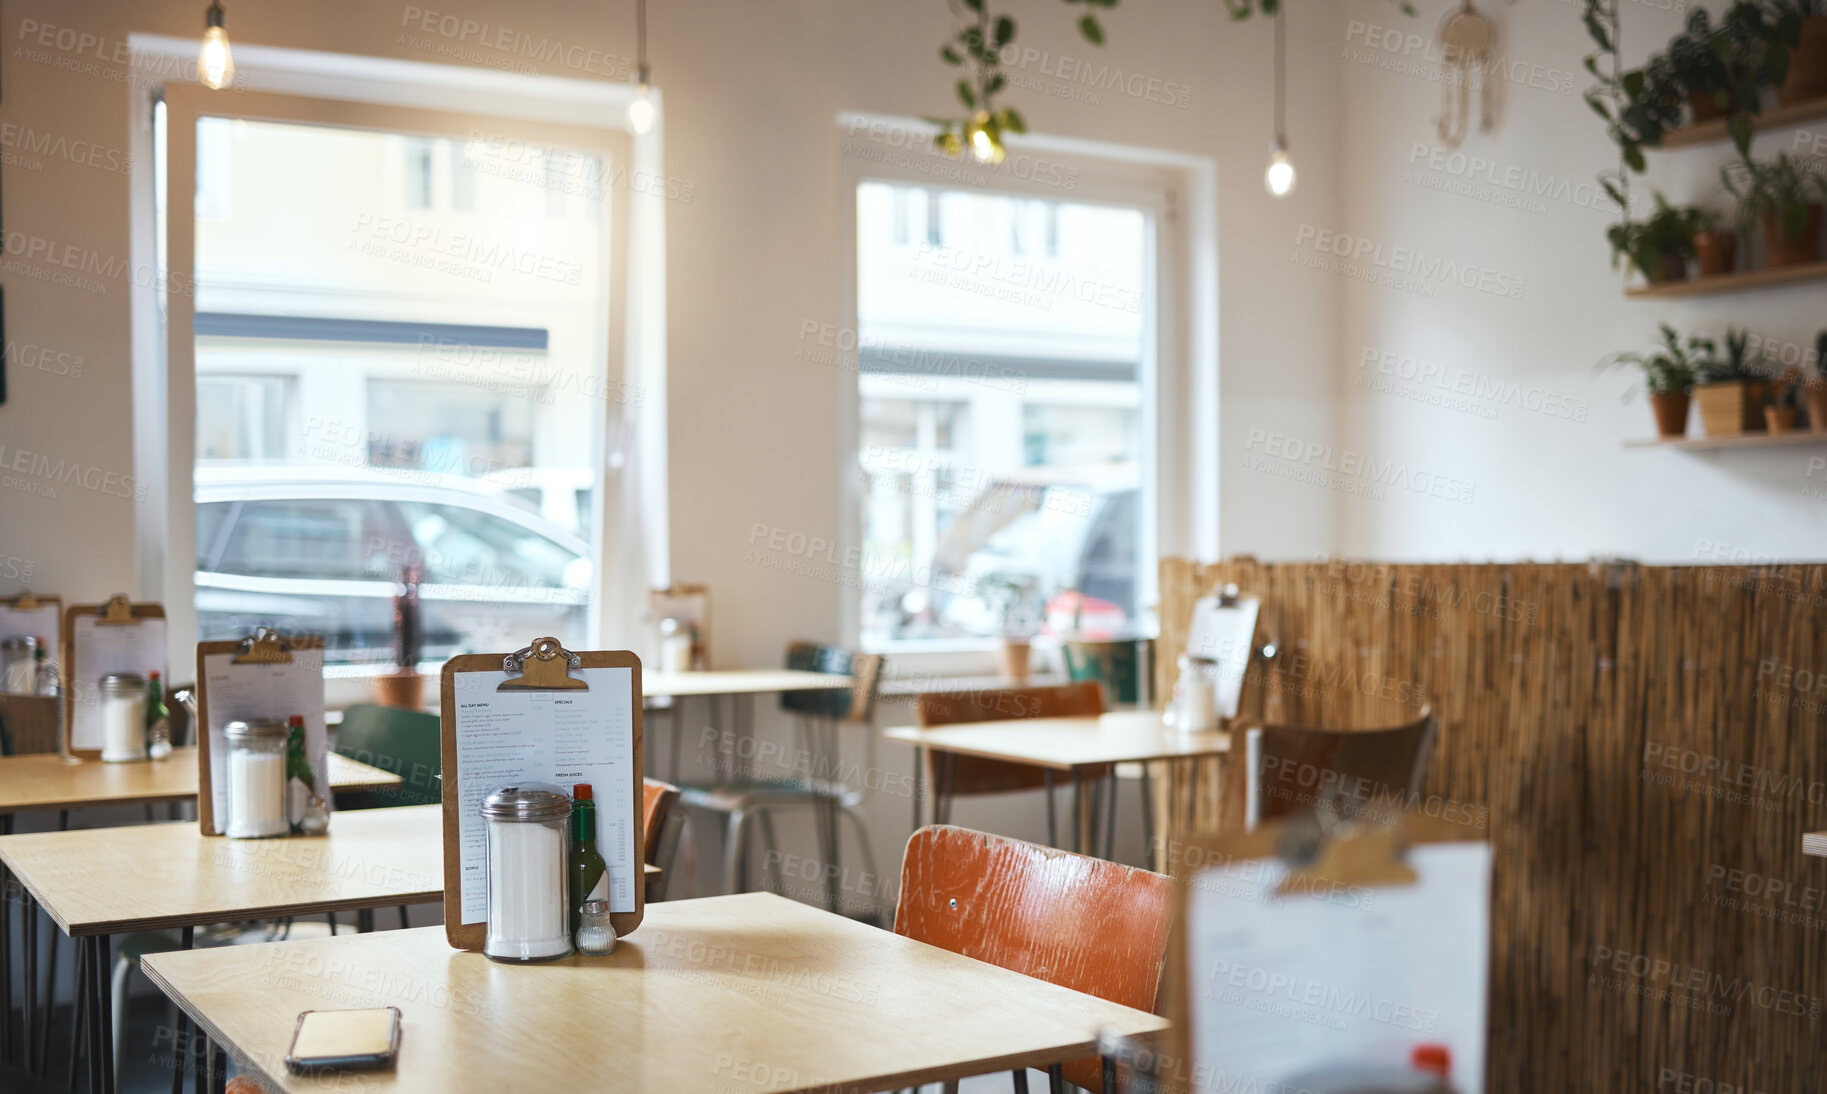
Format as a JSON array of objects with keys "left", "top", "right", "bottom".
[
  {"left": 626, "top": 0, "right": 654, "bottom": 135},
  {"left": 1263, "top": 1, "right": 1296, "bottom": 198},
  {"left": 198, "top": 0, "right": 234, "bottom": 90}
]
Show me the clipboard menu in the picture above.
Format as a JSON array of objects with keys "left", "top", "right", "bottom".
[
  {"left": 1170, "top": 817, "right": 1492, "bottom": 1093},
  {"left": 441, "top": 640, "right": 644, "bottom": 950},
  {"left": 1184, "top": 592, "right": 1260, "bottom": 720},
  {"left": 62, "top": 596, "right": 168, "bottom": 758},
  {"left": 194, "top": 631, "right": 329, "bottom": 834},
  {"left": 0, "top": 592, "right": 61, "bottom": 653}
]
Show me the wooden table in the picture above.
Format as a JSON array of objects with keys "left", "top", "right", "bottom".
[
  {"left": 143, "top": 890, "right": 1167, "bottom": 1094},
  {"left": 642, "top": 669, "right": 853, "bottom": 783},
  {"left": 0, "top": 748, "right": 401, "bottom": 815},
  {"left": 884, "top": 711, "right": 1230, "bottom": 856}
]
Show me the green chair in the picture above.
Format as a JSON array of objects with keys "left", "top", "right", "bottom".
[
  {"left": 332, "top": 703, "right": 442, "bottom": 810},
  {"left": 1061, "top": 638, "right": 1154, "bottom": 707}
]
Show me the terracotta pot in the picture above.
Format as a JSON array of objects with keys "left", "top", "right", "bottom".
[
  {"left": 1689, "top": 91, "right": 1727, "bottom": 123},
  {"left": 1807, "top": 385, "right": 1827, "bottom": 433},
  {"left": 1764, "top": 206, "right": 1825, "bottom": 268},
  {"left": 1649, "top": 391, "right": 1691, "bottom": 439},
  {"left": 1766, "top": 406, "right": 1800, "bottom": 433},
  {"left": 1693, "top": 231, "right": 1737, "bottom": 278},
  {"left": 1651, "top": 251, "right": 1688, "bottom": 283},
  {"left": 1000, "top": 638, "right": 1031, "bottom": 685},
  {"left": 1780, "top": 17, "right": 1827, "bottom": 107},
  {"left": 1694, "top": 381, "right": 1767, "bottom": 436},
  {"left": 373, "top": 671, "right": 424, "bottom": 710}
]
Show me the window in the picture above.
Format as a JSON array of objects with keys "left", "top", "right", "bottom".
[
  {"left": 405, "top": 137, "right": 435, "bottom": 208},
  {"left": 854, "top": 181, "right": 1150, "bottom": 647},
  {"left": 196, "top": 375, "right": 292, "bottom": 460},
  {"left": 396, "top": 500, "right": 582, "bottom": 590},
  {"left": 216, "top": 500, "right": 394, "bottom": 581},
  {"left": 364, "top": 379, "right": 536, "bottom": 478}
]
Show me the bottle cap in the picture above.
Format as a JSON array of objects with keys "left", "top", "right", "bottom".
[
  {"left": 573, "top": 783, "right": 593, "bottom": 801},
  {"left": 287, "top": 714, "right": 305, "bottom": 727},
  {"left": 149, "top": 671, "right": 161, "bottom": 680},
  {"left": 1411, "top": 1044, "right": 1451, "bottom": 1077}
]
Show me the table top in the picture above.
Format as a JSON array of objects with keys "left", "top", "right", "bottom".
[
  {"left": 643, "top": 668, "right": 855, "bottom": 698},
  {"left": 142, "top": 891, "right": 1167, "bottom": 1093},
  {"left": 0, "top": 747, "right": 401, "bottom": 814},
  {"left": 884, "top": 710, "right": 1230, "bottom": 770}
]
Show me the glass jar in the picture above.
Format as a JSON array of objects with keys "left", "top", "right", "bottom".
[
  {"left": 575, "top": 899, "right": 616, "bottom": 956},
  {"left": 1, "top": 636, "right": 37, "bottom": 695},
  {"left": 99, "top": 673, "right": 149, "bottom": 762},
  {"left": 482, "top": 784, "right": 573, "bottom": 962},
  {"left": 223, "top": 719, "right": 290, "bottom": 838}
]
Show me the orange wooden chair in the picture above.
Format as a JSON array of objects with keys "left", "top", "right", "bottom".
[
  {"left": 895, "top": 824, "right": 1173, "bottom": 1093},
  {"left": 915, "top": 680, "right": 1107, "bottom": 849},
  {"left": 1221, "top": 706, "right": 1438, "bottom": 831},
  {"left": 642, "top": 777, "right": 684, "bottom": 901}
]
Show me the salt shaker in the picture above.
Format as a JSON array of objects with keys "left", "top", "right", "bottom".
[
  {"left": 482, "top": 784, "right": 574, "bottom": 962},
  {"left": 576, "top": 899, "right": 616, "bottom": 956}
]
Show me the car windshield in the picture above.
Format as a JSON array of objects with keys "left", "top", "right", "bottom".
[{"left": 397, "top": 500, "right": 579, "bottom": 590}]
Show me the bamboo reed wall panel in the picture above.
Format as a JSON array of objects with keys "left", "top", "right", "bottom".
[{"left": 1157, "top": 558, "right": 1827, "bottom": 1093}]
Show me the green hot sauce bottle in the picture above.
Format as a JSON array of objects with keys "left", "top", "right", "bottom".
[{"left": 568, "top": 783, "right": 608, "bottom": 934}]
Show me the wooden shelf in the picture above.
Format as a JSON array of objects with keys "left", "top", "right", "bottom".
[
  {"left": 1659, "top": 95, "right": 1827, "bottom": 149},
  {"left": 1626, "top": 260, "right": 1827, "bottom": 298},
  {"left": 1625, "top": 431, "right": 1827, "bottom": 451}
]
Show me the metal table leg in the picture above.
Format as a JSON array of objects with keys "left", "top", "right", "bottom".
[
  {"left": 911, "top": 745, "right": 924, "bottom": 830},
  {"left": 22, "top": 888, "right": 34, "bottom": 1075},
  {"left": 1, "top": 811, "right": 12, "bottom": 1065},
  {"left": 170, "top": 926, "right": 194, "bottom": 1094},
  {"left": 92, "top": 934, "right": 114, "bottom": 1094},
  {"left": 66, "top": 924, "right": 86, "bottom": 1092},
  {"left": 1073, "top": 769, "right": 1091, "bottom": 854}
]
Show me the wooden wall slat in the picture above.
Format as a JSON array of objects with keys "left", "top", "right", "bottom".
[{"left": 1156, "top": 558, "right": 1827, "bottom": 1092}]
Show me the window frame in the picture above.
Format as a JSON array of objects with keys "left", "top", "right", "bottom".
[
  {"left": 836, "top": 117, "right": 1199, "bottom": 663},
  {"left": 130, "top": 38, "right": 669, "bottom": 686}
]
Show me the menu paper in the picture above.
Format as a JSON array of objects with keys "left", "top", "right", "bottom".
[
  {"left": 199, "top": 647, "right": 329, "bottom": 834},
  {"left": 453, "top": 666, "right": 638, "bottom": 922},
  {"left": 1183, "top": 595, "right": 1260, "bottom": 720},
  {"left": 1185, "top": 842, "right": 1491, "bottom": 1093},
  {"left": 0, "top": 601, "right": 59, "bottom": 647},
  {"left": 69, "top": 614, "right": 169, "bottom": 752}
]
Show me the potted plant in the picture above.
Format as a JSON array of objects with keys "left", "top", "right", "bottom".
[
  {"left": 1808, "top": 332, "right": 1827, "bottom": 431},
  {"left": 1692, "top": 207, "right": 1739, "bottom": 276},
  {"left": 1775, "top": 0, "right": 1827, "bottom": 105},
  {"left": 1608, "top": 192, "right": 1703, "bottom": 283},
  {"left": 1676, "top": 4, "right": 1792, "bottom": 150},
  {"left": 1766, "top": 368, "right": 1803, "bottom": 431},
  {"left": 1695, "top": 328, "right": 1769, "bottom": 435},
  {"left": 980, "top": 573, "right": 1043, "bottom": 684},
  {"left": 1724, "top": 153, "right": 1827, "bottom": 267},
  {"left": 1600, "top": 323, "right": 1703, "bottom": 438},
  {"left": 374, "top": 565, "right": 425, "bottom": 709}
]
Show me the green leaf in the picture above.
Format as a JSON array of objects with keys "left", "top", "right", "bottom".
[
  {"left": 1624, "top": 144, "right": 1646, "bottom": 173},
  {"left": 1727, "top": 113, "right": 1753, "bottom": 157},
  {"left": 941, "top": 45, "right": 963, "bottom": 65},
  {"left": 994, "top": 16, "right": 1014, "bottom": 47},
  {"left": 986, "top": 73, "right": 1006, "bottom": 95},
  {"left": 957, "top": 79, "right": 976, "bottom": 109},
  {"left": 1079, "top": 13, "right": 1104, "bottom": 45},
  {"left": 961, "top": 0, "right": 983, "bottom": 11},
  {"left": 1001, "top": 107, "right": 1028, "bottom": 134}
]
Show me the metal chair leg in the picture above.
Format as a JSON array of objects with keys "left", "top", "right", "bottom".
[
  {"left": 1043, "top": 770, "right": 1057, "bottom": 847},
  {"left": 1048, "top": 1063, "right": 1065, "bottom": 1093},
  {"left": 757, "top": 811, "right": 782, "bottom": 893},
  {"left": 1103, "top": 772, "right": 1119, "bottom": 861},
  {"left": 1140, "top": 765, "right": 1155, "bottom": 871},
  {"left": 721, "top": 809, "right": 753, "bottom": 894}
]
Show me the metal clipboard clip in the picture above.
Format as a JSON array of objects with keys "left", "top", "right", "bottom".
[
  {"left": 498, "top": 637, "right": 589, "bottom": 692},
  {"left": 232, "top": 627, "right": 295, "bottom": 665},
  {"left": 96, "top": 594, "right": 139, "bottom": 625},
  {"left": 8, "top": 591, "right": 41, "bottom": 611},
  {"left": 1272, "top": 803, "right": 1419, "bottom": 896}
]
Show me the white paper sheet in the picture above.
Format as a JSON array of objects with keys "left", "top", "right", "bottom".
[
  {"left": 0, "top": 603, "right": 59, "bottom": 646},
  {"left": 1184, "top": 595, "right": 1260, "bottom": 719},
  {"left": 199, "top": 647, "right": 329, "bottom": 834},
  {"left": 68, "top": 615, "right": 169, "bottom": 752},
  {"left": 1186, "top": 842, "right": 1491, "bottom": 1094},
  {"left": 452, "top": 666, "right": 638, "bottom": 922}
]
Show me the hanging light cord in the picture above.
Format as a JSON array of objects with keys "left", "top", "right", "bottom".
[
  {"left": 635, "top": 0, "right": 650, "bottom": 84},
  {"left": 1273, "top": 2, "right": 1286, "bottom": 147}
]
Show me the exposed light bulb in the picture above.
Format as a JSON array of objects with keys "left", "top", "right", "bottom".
[
  {"left": 965, "top": 112, "right": 1004, "bottom": 165},
  {"left": 1265, "top": 144, "right": 1296, "bottom": 198},
  {"left": 627, "top": 84, "right": 654, "bottom": 135},
  {"left": 199, "top": 3, "right": 233, "bottom": 90}
]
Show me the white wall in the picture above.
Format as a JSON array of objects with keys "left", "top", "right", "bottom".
[{"left": 1333, "top": 0, "right": 1827, "bottom": 564}]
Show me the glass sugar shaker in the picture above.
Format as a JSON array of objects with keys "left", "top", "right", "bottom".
[
  {"left": 98, "top": 673, "right": 148, "bottom": 762},
  {"left": 482, "top": 784, "right": 574, "bottom": 962},
  {"left": 223, "top": 718, "right": 290, "bottom": 838}
]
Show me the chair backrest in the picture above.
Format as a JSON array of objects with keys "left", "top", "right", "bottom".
[
  {"left": 913, "top": 680, "right": 1105, "bottom": 796},
  {"left": 895, "top": 824, "right": 1173, "bottom": 1091},
  {"left": 332, "top": 702, "right": 442, "bottom": 809},
  {"left": 642, "top": 777, "right": 685, "bottom": 902},
  {"left": 779, "top": 641, "right": 884, "bottom": 723},
  {"left": 1061, "top": 639, "right": 1151, "bottom": 706},
  {"left": 1222, "top": 707, "right": 1438, "bottom": 831}
]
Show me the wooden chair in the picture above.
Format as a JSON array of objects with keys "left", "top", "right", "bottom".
[
  {"left": 916, "top": 680, "right": 1107, "bottom": 849},
  {"left": 895, "top": 824, "right": 1173, "bottom": 1093},
  {"left": 678, "top": 643, "right": 885, "bottom": 913},
  {"left": 642, "top": 777, "right": 684, "bottom": 901},
  {"left": 1221, "top": 706, "right": 1438, "bottom": 831}
]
